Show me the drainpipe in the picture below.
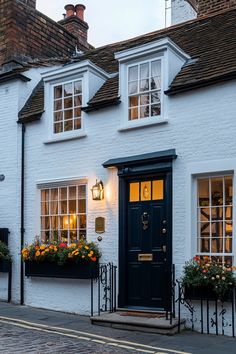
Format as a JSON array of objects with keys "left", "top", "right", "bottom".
[{"left": 20, "top": 123, "right": 26, "bottom": 305}]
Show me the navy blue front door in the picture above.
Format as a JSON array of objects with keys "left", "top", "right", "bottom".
[{"left": 124, "top": 175, "right": 171, "bottom": 309}]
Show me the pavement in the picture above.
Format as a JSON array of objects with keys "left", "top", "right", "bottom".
[{"left": 0, "top": 302, "right": 235, "bottom": 353}]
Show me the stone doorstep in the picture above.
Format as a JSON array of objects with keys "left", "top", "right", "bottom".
[{"left": 91, "top": 312, "right": 186, "bottom": 335}]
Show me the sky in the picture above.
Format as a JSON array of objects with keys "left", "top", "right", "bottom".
[{"left": 37, "top": 0, "right": 166, "bottom": 47}]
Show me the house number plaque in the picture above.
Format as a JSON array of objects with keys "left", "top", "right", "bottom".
[{"left": 95, "top": 217, "right": 105, "bottom": 234}]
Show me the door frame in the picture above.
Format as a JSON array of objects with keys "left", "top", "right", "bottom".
[{"left": 117, "top": 159, "right": 175, "bottom": 310}]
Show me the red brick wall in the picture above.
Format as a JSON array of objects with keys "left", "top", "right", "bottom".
[
  {"left": 0, "top": 0, "right": 85, "bottom": 66},
  {"left": 198, "top": 0, "right": 236, "bottom": 16}
]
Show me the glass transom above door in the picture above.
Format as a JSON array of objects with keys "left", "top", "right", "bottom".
[{"left": 129, "top": 180, "right": 164, "bottom": 202}]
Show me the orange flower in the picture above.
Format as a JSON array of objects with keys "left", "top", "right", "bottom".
[{"left": 91, "top": 257, "right": 97, "bottom": 262}]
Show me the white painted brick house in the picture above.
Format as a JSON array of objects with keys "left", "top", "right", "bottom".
[{"left": 1, "top": 0, "right": 236, "bottom": 335}]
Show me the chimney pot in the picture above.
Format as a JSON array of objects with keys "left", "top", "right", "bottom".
[
  {"left": 75, "top": 4, "right": 86, "bottom": 21},
  {"left": 64, "top": 4, "right": 75, "bottom": 18}
]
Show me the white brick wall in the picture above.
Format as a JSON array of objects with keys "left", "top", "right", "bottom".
[
  {"left": 171, "top": 0, "right": 197, "bottom": 24},
  {"left": 1, "top": 65, "right": 236, "bottom": 330}
]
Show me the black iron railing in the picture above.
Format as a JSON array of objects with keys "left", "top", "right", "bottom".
[{"left": 91, "top": 263, "right": 117, "bottom": 317}]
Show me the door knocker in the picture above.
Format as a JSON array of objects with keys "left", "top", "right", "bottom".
[{"left": 141, "top": 212, "right": 149, "bottom": 230}]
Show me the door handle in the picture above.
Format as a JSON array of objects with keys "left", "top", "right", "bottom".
[
  {"left": 141, "top": 212, "right": 149, "bottom": 230},
  {"left": 162, "top": 228, "right": 167, "bottom": 234}
]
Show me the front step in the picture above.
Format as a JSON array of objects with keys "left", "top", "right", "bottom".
[{"left": 91, "top": 311, "right": 185, "bottom": 335}]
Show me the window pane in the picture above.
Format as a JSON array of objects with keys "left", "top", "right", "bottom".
[
  {"left": 129, "top": 66, "right": 138, "bottom": 81},
  {"left": 60, "top": 200, "right": 67, "bottom": 214},
  {"left": 128, "top": 81, "right": 138, "bottom": 94},
  {"left": 129, "top": 96, "right": 139, "bottom": 108},
  {"left": 64, "top": 83, "right": 73, "bottom": 97},
  {"left": 212, "top": 238, "right": 223, "bottom": 253},
  {"left": 151, "top": 92, "right": 160, "bottom": 104},
  {"left": 70, "top": 230, "right": 77, "bottom": 242},
  {"left": 79, "top": 215, "right": 86, "bottom": 229},
  {"left": 140, "top": 105, "right": 149, "bottom": 118},
  {"left": 140, "top": 94, "right": 149, "bottom": 106},
  {"left": 41, "top": 216, "right": 50, "bottom": 230},
  {"left": 78, "top": 185, "right": 86, "bottom": 199},
  {"left": 64, "top": 97, "right": 73, "bottom": 109},
  {"left": 198, "top": 179, "right": 209, "bottom": 207},
  {"left": 50, "top": 201, "right": 58, "bottom": 215},
  {"left": 151, "top": 104, "right": 161, "bottom": 117},
  {"left": 74, "top": 81, "right": 82, "bottom": 94},
  {"left": 152, "top": 180, "right": 164, "bottom": 200},
  {"left": 225, "top": 238, "right": 232, "bottom": 253},
  {"left": 74, "top": 95, "right": 82, "bottom": 107},
  {"left": 51, "top": 189, "right": 58, "bottom": 201},
  {"left": 130, "top": 182, "right": 139, "bottom": 202},
  {"left": 60, "top": 188, "right": 67, "bottom": 200},
  {"left": 74, "top": 118, "right": 81, "bottom": 130},
  {"left": 212, "top": 222, "right": 223, "bottom": 238},
  {"left": 225, "top": 206, "right": 233, "bottom": 220},
  {"left": 61, "top": 230, "right": 68, "bottom": 242},
  {"left": 69, "top": 187, "right": 76, "bottom": 199},
  {"left": 64, "top": 109, "right": 73, "bottom": 120},
  {"left": 69, "top": 215, "right": 77, "bottom": 229},
  {"left": 211, "top": 177, "right": 223, "bottom": 206},
  {"left": 151, "top": 76, "right": 161, "bottom": 90},
  {"left": 60, "top": 216, "right": 69, "bottom": 229},
  {"left": 211, "top": 207, "right": 223, "bottom": 220},
  {"left": 200, "top": 238, "right": 210, "bottom": 252},
  {"left": 41, "top": 189, "right": 49, "bottom": 202},
  {"left": 198, "top": 208, "right": 210, "bottom": 222},
  {"left": 140, "top": 79, "right": 149, "bottom": 92},
  {"left": 225, "top": 221, "right": 233, "bottom": 236},
  {"left": 54, "top": 111, "right": 63, "bottom": 122},
  {"left": 79, "top": 230, "right": 86, "bottom": 240},
  {"left": 54, "top": 100, "right": 62, "bottom": 111},
  {"left": 141, "top": 181, "right": 151, "bottom": 201},
  {"left": 199, "top": 222, "right": 210, "bottom": 238},
  {"left": 74, "top": 107, "right": 81, "bottom": 118},
  {"left": 54, "top": 122, "right": 63, "bottom": 134},
  {"left": 41, "top": 202, "right": 49, "bottom": 215},
  {"left": 54, "top": 85, "right": 62, "bottom": 99},
  {"left": 129, "top": 107, "right": 138, "bottom": 120},
  {"left": 51, "top": 217, "right": 58, "bottom": 230},
  {"left": 64, "top": 120, "right": 73, "bottom": 132},
  {"left": 225, "top": 176, "right": 233, "bottom": 205},
  {"left": 140, "top": 63, "right": 149, "bottom": 79},
  {"left": 78, "top": 199, "right": 86, "bottom": 213},
  {"left": 69, "top": 200, "right": 76, "bottom": 214},
  {"left": 151, "top": 60, "right": 161, "bottom": 77}
]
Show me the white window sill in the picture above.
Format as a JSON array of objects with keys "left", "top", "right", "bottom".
[
  {"left": 118, "top": 117, "right": 168, "bottom": 132},
  {"left": 44, "top": 131, "right": 87, "bottom": 144}
]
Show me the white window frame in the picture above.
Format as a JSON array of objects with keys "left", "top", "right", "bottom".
[
  {"left": 52, "top": 78, "right": 83, "bottom": 136},
  {"left": 40, "top": 183, "right": 87, "bottom": 244},
  {"left": 127, "top": 58, "right": 163, "bottom": 122},
  {"left": 196, "top": 174, "right": 234, "bottom": 265}
]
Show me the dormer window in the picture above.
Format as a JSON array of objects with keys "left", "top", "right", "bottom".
[
  {"left": 53, "top": 79, "right": 82, "bottom": 134},
  {"left": 128, "top": 59, "right": 161, "bottom": 121}
]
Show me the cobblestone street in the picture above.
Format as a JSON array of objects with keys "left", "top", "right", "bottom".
[{"left": 0, "top": 321, "right": 148, "bottom": 354}]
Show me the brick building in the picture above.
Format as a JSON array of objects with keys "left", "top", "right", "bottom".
[{"left": 0, "top": 0, "right": 236, "bottom": 335}]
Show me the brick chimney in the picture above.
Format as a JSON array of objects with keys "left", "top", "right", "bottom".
[
  {"left": 18, "top": 0, "right": 36, "bottom": 8},
  {"left": 186, "top": 0, "right": 236, "bottom": 17},
  {"left": 59, "top": 3, "right": 89, "bottom": 50}
]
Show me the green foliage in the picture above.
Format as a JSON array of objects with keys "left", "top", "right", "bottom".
[
  {"left": 0, "top": 241, "right": 11, "bottom": 261},
  {"left": 182, "top": 257, "right": 236, "bottom": 299}
]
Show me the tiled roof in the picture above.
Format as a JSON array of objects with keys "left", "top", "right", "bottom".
[
  {"left": 19, "top": 8, "right": 236, "bottom": 121},
  {"left": 18, "top": 80, "right": 44, "bottom": 123},
  {"left": 82, "top": 76, "right": 120, "bottom": 112}
]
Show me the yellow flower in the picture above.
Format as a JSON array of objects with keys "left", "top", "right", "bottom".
[
  {"left": 35, "top": 251, "right": 40, "bottom": 257},
  {"left": 40, "top": 245, "right": 46, "bottom": 250},
  {"left": 45, "top": 248, "right": 49, "bottom": 253},
  {"left": 85, "top": 246, "right": 89, "bottom": 250},
  {"left": 82, "top": 255, "right": 85, "bottom": 258},
  {"left": 41, "top": 251, "right": 45, "bottom": 256},
  {"left": 74, "top": 251, "right": 79, "bottom": 256},
  {"left": 88, "top": 253, "right": 92, "bottom": 258},
  {"left": 90, "top": 251, "right": 94, "bottom": 256}
]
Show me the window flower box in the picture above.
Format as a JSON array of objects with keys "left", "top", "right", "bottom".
[
  {"left": 22, "top": 240, "right": 101, "bottom": 279},
  {"left": 25, "top": 260, "right": 99, "bottom": 279},
  {"left": 0, "top": 259, "right": 11, "bottom": 273},
  {"left": 182, "top": 256, "right": 236, "bottom": 301}
]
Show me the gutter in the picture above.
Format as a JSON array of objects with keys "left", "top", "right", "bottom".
[{"left": 20, "top": 123, "right": 26, "bottom": 305}]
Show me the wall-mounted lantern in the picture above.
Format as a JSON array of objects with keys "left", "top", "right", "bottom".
[{"left": 91, "top": 180, "right": 104, "bottom": 200}]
